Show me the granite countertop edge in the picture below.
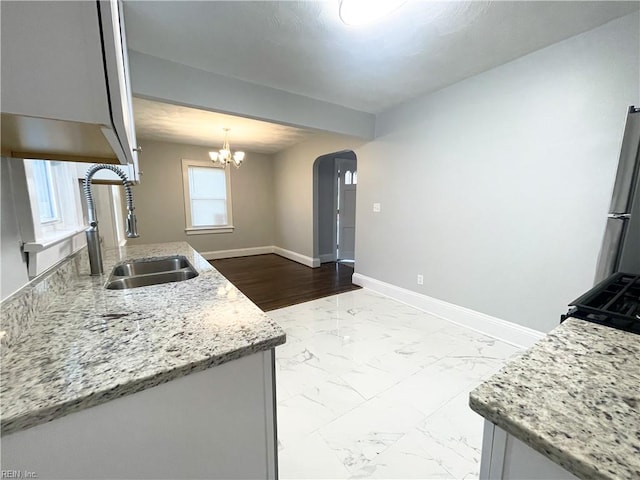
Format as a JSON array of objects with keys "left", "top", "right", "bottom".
[
  {"left": 1, "top": 334, "right": 285, "bottom": 436},
  {"left": 468, "top": 318, "right": 640, "bottom": 480},
  {"left": 1, "top": 242, "right": 287, "bottom": 437},
  {"left": 468, "top": 394, "right": 607, "bottom": 480}
]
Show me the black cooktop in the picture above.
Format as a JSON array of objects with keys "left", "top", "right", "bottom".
[{"left": 562, "top": 272, "right": 640, "bottom": 335}]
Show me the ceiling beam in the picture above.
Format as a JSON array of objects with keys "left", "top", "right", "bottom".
[{"left": 128, "top": 50, "right": 375, "bottom": 141}]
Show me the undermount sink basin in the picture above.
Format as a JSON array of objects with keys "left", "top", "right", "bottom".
[
  {"left": 106, "top": 255, "right": 198, "bottom": 290},
  {"left": 111, "top": 256, "right": 191, "bottom": 277}
]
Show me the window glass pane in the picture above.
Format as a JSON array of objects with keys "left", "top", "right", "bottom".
[
  {"left": 183, "top": 161, "right": 231, "bottom": 229},
  {"left": 191, "top": 199, "right": 227, "bottom": 226},
  {"left": 30, "top": 160, "right": 58, "bottom": 222},
  {"left": 353, "top": 171, "right": 358, "bottom": 185},
  {"left": 189, "top": 166, "right": 226, "bottom": 199},
  {"left": 345, "top": 170, "right": 352, "bottom": 185}
]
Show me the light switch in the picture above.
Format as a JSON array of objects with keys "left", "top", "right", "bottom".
[{"left": 373, "top": 203, "right": 381, "bottom": 213}]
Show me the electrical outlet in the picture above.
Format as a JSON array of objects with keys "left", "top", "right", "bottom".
[
  {"left": 373, "top": 203, "right": 381, "bottom": 213},
  {"left": 417, "top": 274, "right": 424, "bottom": 285}
]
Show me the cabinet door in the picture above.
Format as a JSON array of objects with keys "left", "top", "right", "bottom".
[
  {"left": 0, "top": 2, "right": 108, "bottom": 124},
  {"left": 0, "top": 1, "right": 139, "bottom": 168},
  {"left": 2, "top": 351, "right": 277, "bottom": 479},
  {"left": 480, "top": 421, "right": 579, "bottom": 480},
  {"left": 99, "top": 0, "right": 140, "bottom": 183}
]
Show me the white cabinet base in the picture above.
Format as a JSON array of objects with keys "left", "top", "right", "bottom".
[
  {"left": 2, "top": 350, "right": 278, "bottom": 479},
  {"left": 480, "top": 420, "right": 579, "bottom": 480}
]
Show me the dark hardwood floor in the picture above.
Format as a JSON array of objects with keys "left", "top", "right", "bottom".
[{"left": 210, "top": 254, "right": 361, "bottom": 311}]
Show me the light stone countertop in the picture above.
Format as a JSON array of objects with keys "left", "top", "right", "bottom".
[
  {"left": 470, "top": 317, "right": 640, "bottom": 480},
  {"left": 1, "top": 242, "right": 286, "bottom": 436}
]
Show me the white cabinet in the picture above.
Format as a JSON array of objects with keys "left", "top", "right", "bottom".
[
  {"left": 2, "top": 350, "right": 278, "bottom": 479},
  {"left": 0, "top": 0, "right": 140, "bottom": 183},
  {"left": 479, "top": 421, "right": 579, "bottom": 480}
]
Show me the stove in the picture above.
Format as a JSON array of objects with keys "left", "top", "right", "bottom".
[{"left": 562, "top": 272, "right": 640, "bottom": 335}]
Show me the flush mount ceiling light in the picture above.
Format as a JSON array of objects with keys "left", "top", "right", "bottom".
[
  {"left": 339, "top": 0, "right": 408, "bottom": 26},
  {"left": 209, "top": 128, "right": 245, "bottom": 168}
]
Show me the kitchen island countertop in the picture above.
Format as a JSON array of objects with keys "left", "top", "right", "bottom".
[
  {"left": 1, "top": 242, "right": 286, "bottom": 436},
  {"left": 470, "top": 317, "right": 640, "bottom": 480}
]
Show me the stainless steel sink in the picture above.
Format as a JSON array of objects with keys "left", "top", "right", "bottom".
[
  {"left": 111, "top": 256, "right": 192, "bottom": 277},
  {"left": 106, "top": 255, "right": 198, "bottom": 290}
]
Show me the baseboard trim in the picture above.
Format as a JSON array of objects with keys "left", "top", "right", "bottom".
[
  {"left": 273, "top": 247, "right": 320, "bottom": 268},
  {"left": 201, "top": 246, "right": 321, "bottom": 268},
  {"left": 352, "top": 273, "right": 544, "bottom": 349},
  {"left": 201, "top": 246, "right": 274, "bottom": 261}
]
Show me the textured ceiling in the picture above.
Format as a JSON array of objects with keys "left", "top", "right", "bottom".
[
  {"left": 123, "top": 1, "right": 639, "bottom": 114},
  {"left": 133, "top": 97, "right": 317, "bottom": 154}
]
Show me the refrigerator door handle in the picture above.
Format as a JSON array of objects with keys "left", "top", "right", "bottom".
[{"left": 608, "top": 213, "right": 631, "bottom": 220}]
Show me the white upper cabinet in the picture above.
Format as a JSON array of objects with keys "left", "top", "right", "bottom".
[{"left": 1, "top": 0, "right": 140, "bottom": 182}]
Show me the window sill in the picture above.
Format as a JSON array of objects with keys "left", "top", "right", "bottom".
[
  {"left": 185, "top": 226, "right": 234, "bottom": 235},
  {"left": 23, "top": 228, "right": 87, "bottom": 278},
  {"left": 23, "top": 227, "right": 87, "bottom": 252}
]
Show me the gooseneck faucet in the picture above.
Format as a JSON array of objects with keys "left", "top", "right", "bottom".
[{"left": 84, "top": 164, "right": 139, "bottom": 275}]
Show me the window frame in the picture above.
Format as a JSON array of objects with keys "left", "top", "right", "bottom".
[
  {"left": 23, "top": 159, "right": 85, "bottom": 243},
  {"left": 181, "top": 158, "right": 234, "bottom": 235},
  {"left": 19, "top": 159, "right": 87, "bottom": 278}
]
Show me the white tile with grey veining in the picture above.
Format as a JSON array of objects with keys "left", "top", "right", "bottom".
[
  {"left": 348, "top": 429, "right": 455, "bottom": 479},
  {"left": 375, "top": 358, "right": 481, "bottom": 419},
  {"left": 277, "top": 393, "right": 339, "bottom": 439},
  {"left": 299, "top": 375, "right": 367, "bottom": 418},
  {"left": 278, "top": 432, "right": 351, "bottom": 480},
  {"left": 416, "top": 392, "right": 485, "bottom": 479},
  {"left": 271, "top": 290, "right": 521, "bottom": 479},
  {"left": 318, "top": 395, "right": 427, "bottom": 474}
]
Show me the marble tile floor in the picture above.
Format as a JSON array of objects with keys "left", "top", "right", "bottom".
[{"left": 268, "top": 289, "right": 524, "bottom": 479}]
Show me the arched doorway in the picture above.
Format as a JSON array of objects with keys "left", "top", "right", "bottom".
[{"left": 313, "top": 150, "right": 357, "bottom": 264}]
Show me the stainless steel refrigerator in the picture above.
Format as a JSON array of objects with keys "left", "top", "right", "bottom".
[{"left": 595, "top": 106, "right": 640, "bottom": 282}]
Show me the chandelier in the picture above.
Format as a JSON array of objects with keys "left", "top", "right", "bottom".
[{"left": 209, "top": 128, "right": 245, "bottom": 168}]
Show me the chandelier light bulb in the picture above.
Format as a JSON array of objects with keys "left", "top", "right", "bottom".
[{"left": 339, "top": 0, "right": 407, "bottom": 26}]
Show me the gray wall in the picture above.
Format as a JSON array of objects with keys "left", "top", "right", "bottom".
[
  {"left": 1, "top": 158, "right": 29, "bottom": 300},
  {"left": 126, "top": 139, "right": 275, "bottom": 253},
  {"left": 354, "top": 12, "right": 640, "bottom": 332},
  {"left": 273, "top": 134, "right": 365, "bottom": 260}
]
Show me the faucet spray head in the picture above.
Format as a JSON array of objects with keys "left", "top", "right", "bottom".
[{"left": 126, "top": 211, "right": 140, "bottom": 238}]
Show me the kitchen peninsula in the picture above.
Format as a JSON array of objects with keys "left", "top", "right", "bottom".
[
  {"left": 1, "top": 242, "right": 286, "bottom": 479},
  {"left": 470, "top": 317, "right": 640, "bottom": 480}
]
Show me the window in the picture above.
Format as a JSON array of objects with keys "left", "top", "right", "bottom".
[
  {"left": 23, "top": 159, "right": 84, "bottom": 241},
  {"left": 21, "top": 159, "right": 86, "bottom": 277},
  {"left": 345, "top": 170, "right": 353, "bottom": 185},
  {"left": 182, "top": 159, "right": 233, "bottom": 234},
  {"left": 343, "top": 169, "right": 357, "bottom": 185},
  {"left": 31, "top": 161, "right": 59, "bottom": 223}
]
